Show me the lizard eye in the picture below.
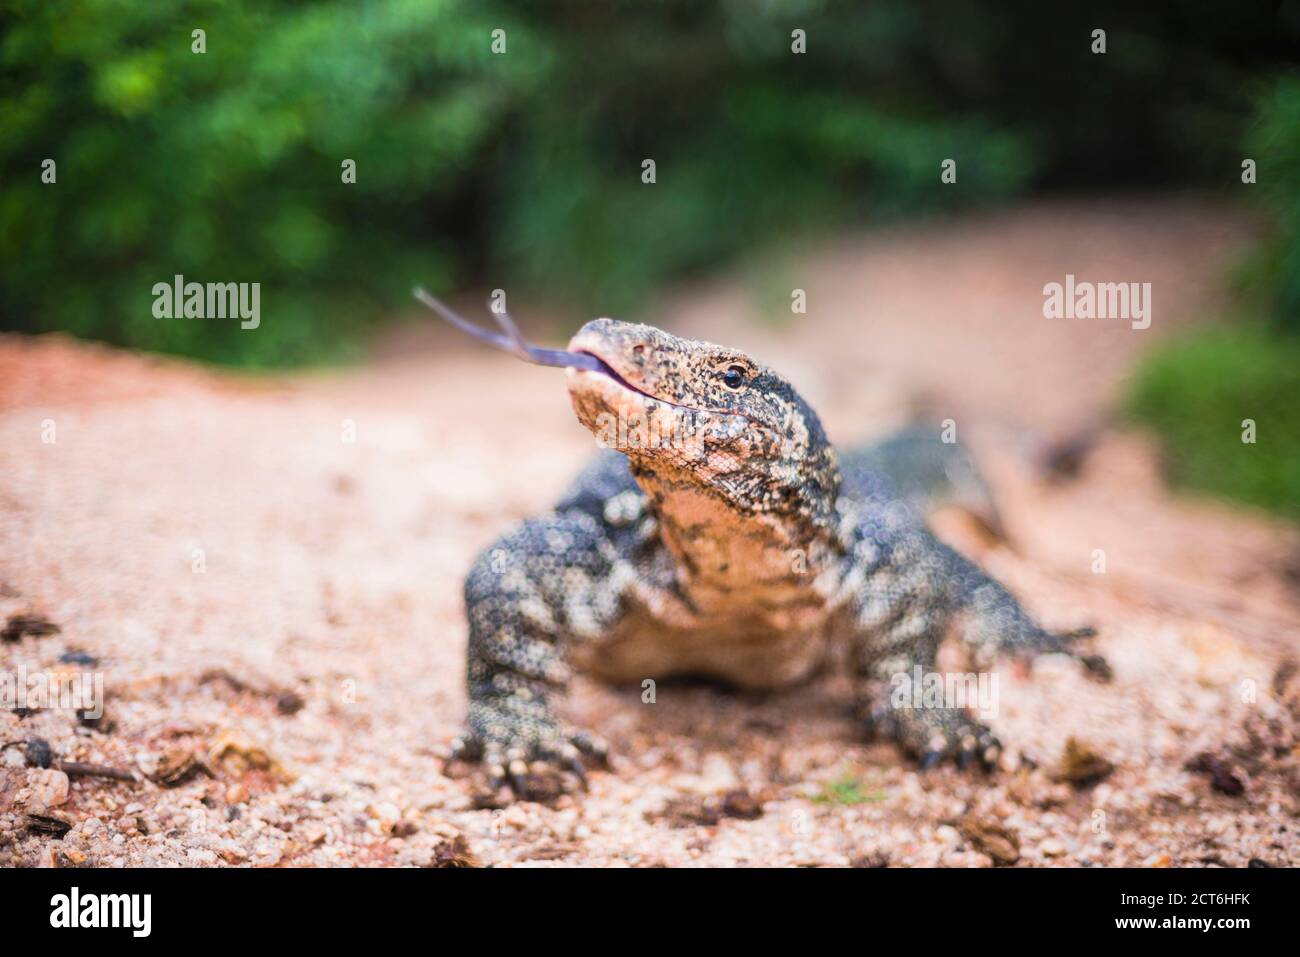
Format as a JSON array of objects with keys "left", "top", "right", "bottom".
[{"left": 722, "top": 365, "right": 746, "bottom": 390}]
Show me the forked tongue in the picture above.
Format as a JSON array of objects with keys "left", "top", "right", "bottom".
[{"left": 413, "top": 288, "right": 608, "bottom": 373}]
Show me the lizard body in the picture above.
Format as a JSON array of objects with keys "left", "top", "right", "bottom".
[{"left": 451, "top": 317, "right": 1105, "bottom": 795}]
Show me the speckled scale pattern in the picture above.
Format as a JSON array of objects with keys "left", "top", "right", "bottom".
[{"left": 451, "top": 320, "right": 1103, "bottom": 796}]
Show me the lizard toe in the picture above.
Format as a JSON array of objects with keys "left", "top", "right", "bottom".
[{"left": 569, "top": 729, "right": 611, "bottom": 767}]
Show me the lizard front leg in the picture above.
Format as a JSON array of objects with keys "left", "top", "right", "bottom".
[
  {"left": 854, "top": 610, "right": 1005, "bottom": 771},
  {"left": 845, "top": 521, "right": 1004, "bottom": 771},
  {"left": 452, "top": 511, "right": 623, "bottom": 799}
]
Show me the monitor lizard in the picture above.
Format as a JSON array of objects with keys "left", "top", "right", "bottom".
[{"left": 420, "top": 294, "right": 1108, "bottom": 799}]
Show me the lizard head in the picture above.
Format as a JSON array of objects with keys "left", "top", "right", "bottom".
[{"left": 566, "top": 319, "right": 841, "bottom": 535}]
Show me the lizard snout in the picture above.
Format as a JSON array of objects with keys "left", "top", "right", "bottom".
[
  {"left": 567, "top": 319, "right": 669, "bottom": 400},
  {"left": 568, "top": 319, "right": 654, "bottom": 378}
]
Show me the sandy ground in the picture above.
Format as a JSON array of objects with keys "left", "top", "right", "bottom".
[{"left": 2, "top": 198, "right": 1298, "bottom": 868}]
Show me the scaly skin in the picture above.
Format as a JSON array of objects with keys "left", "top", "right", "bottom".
[{"left": 449, "top": 319, "right": 1106, "bottom": 797}]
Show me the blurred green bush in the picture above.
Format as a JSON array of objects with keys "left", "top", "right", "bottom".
[
  {"left": 0, "top": 0, "right": 1289, "bottom": 365},
  {"left": 1128, "top": 322, "right": 1300, "bottom": 516},
  {"left": 1240, "top": 73, "right": 1300, "bottom": 333},
  {"left": 1127, "top": 73, "right": 1300, "bottom": 518}
]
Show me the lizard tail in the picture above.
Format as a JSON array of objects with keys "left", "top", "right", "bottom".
[{"left": 842, "top": 425, "right": 1007, "bottom": 542}]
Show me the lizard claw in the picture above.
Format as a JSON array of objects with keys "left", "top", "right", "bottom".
[
  {"left": 452, "top": 701, "right": 608, "bottom": 802},
  {"left": 569, "top": 730, "right": 610, "bottom": 768},
  {"left": 1052, "top": 628, "right": 1112, "bottom": 683},
  {"left": 957, "top": 733, "right": 1001, "bottom": 772},
  {"left": 446, "top": 734, "right": 482, "bottom": 764},
  {"left": 506, "top": 755, "right": 531, "bottom": 798},
  {"left": 1020, "top": 626, "right": 1111, "bottom": 682},
  {"left": 1058, "top": 626, "right": 1097, "bottom": 640},
  {"left": 1078, "top": 653, "right": 1112, "bottom": 683},
  {"left": 888, "top": 708, "right": 1002, "bottom": 773},
  {"left": 565, "top": 755, "right": 589, "bottom": 791}
]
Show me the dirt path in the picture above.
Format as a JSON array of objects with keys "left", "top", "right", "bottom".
[{"left": 2, "top": 199, "right": 1297, "bottom": 867}]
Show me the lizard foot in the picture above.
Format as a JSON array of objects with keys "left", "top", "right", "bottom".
[
  {"left": 871, "top": 705, "right": 1002, "bottom": 772},
  {"left": 447, "top": 698, "right": 609, "bottom": 801},
  {"left": 1015, "top": 626, "right": 1112, "bottom": 682}
]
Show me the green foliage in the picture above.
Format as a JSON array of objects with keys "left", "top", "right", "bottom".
[
  {"left": 814, "top": 774, "right": 887, "bottom": 806},
  {"left": 1127, "top": 323, "right": 1300, "bottom": 517},
  {"left": 1243, "top": 74, "right": 1300, "bottom": 333},
  {"left": 1, "top": 0, "right": 539, "bottom": 365},
  {"left": 1129, "top": 75, "right": 1300, "bottom": 520},
  {"left": 0, "top": 0, "right": 1285, "bottom": 365}
]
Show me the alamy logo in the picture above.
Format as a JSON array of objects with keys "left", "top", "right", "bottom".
[
  {"left": 50, "top": 887, "right": 151, "bottom": 937},
  {"left": 152, "top": 274, "right": 260, "bottom": 329},
  {"left": 593, "top": 409, "right": 712, "bottom": 454},
  {"left": 889, "top": 666, "right": 999, "bottom": 720},
  {"left": 1, "top": 665, "right": 103, "bottom": 718},
  {"left": 1042, "top": 274, "right": 1151, "bottom": 330}
]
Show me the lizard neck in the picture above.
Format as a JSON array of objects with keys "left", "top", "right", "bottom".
[{"left": 629, "top": 461, "right": 842, "bottom": 616}]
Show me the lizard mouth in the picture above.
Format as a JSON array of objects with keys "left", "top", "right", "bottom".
[
  {"left": 566, "top": 348, "right": 754, "bottom": 426},
  {"left": 572, "top": 350, "right": 643, "bottom": 393},
  {"left": 569, "top": 351, "right": 743, "bottom": 421},
  {"left": 569, "top": 349, "right": 709, "bottom": 416},
  {"left": 571, "top": 350, "right": 663, "bottom": 401}
]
